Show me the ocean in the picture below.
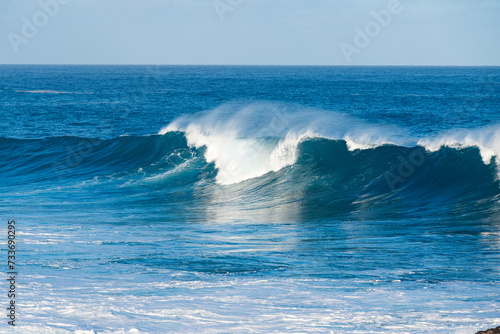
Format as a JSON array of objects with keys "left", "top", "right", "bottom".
[{"left": 1, "top": 65, "right": 499, "bottom": 333}]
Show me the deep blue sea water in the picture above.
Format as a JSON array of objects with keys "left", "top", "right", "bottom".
[{"left": 1, "top": 65, "right": 499, "bottom": 333}]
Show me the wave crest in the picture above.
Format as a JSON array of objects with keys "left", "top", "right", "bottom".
[
  {"left": 160, "top": 102, "right": 408, "bottom": 184},
  {"left": 418, "top": 125, "right": 500, "bottom": 166}
]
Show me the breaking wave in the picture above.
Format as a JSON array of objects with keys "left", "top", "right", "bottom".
[{"left": 3, "top": 103, "right": 500, "bottom": 219}]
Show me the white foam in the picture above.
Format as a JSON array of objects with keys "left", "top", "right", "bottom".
[
  {"left": 179, "top": 124, "right": 306, "bottom": 185},
  {"left": 418, "top": 124, "right": 500, "bottom": 177},
  {"left": 15, "top": 90, "right": 92, "bottom": 94},
  {"left": 159, "top": 102, "right": 407, "bottom": 185},
  {"left": 16, "top": 275, "right": 500, "bottom": 334},
  {"left": 142, "top": 159, "right": 193, "bottom": 183}
]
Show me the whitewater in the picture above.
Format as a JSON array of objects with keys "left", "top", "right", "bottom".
[{"left": 159, "top": 102, "right": 500, "bottom": 186}]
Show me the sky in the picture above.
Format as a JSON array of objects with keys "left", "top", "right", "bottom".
[{"left": 0, "top": 0, "right": 499, "bottom": 66}]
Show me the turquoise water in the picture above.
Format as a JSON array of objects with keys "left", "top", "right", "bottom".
[{"left": 1, "top": 65, "right": 499, "bottom": 333}]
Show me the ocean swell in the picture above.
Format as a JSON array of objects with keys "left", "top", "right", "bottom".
[{"left": 3, "top": 103, "right": 500, "bottom": 219}]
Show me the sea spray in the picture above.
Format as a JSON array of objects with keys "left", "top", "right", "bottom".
[{"left": 159, "top": 102, "right": 409, "bottom": 184}]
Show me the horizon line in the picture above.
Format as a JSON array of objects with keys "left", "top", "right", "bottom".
[{"left": 1, "top": 64, "right": 500, "bottom": 67}]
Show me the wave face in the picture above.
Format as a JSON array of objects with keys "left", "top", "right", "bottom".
[
  {"left": 159, "top": 102, "right": 411, "bottom": 185},
  {"left": 4, "top": 103, "right": 500, "bottom": 221}
]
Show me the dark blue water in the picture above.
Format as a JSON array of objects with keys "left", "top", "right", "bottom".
[{"left": 1, "top": 65, "right": 499, "bottom": 333}]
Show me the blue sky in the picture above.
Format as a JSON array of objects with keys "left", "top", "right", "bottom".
[{"left": 1, "top": 0, "right": 499, "bottom": 65}]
